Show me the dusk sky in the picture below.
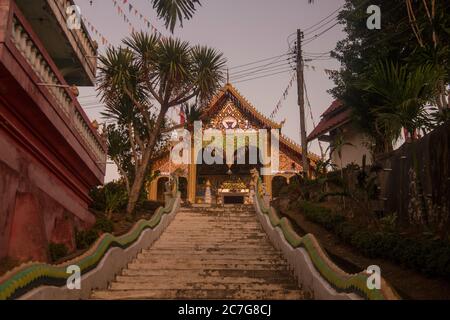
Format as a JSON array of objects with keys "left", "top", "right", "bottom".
[{"left": 74, "top": 0, "right": 347, "bottom": 181}]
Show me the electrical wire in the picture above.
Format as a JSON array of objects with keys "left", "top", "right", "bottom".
[
  {"left": 229, "top": 52, "right": 292, "bottom": 70},
  {"left": 230, "top": 62, "right": 295, "bottom": 80},
  {"left": 233, "top": 69, "right": 294, "bottom": 84},
  {"left": 231, "top": 65, "right": 295, "bottom": 81},
  {"left": 230, "top": 57, "right": 295, "bottom": 76}
]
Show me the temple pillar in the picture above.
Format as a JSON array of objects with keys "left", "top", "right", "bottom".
[
  {"left": 148, "top": 174, "right": 158, "bottom": 201},
  {"left": 263, "top": 131, "right": 273, "bottom": 200},
  {"left": 188, "top": 147, "right": 197, "bottom": 204},
  {"left": 263, "top": 174, "right": 273, "bottom": 200}
]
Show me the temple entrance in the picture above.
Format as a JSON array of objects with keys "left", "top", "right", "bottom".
[
  {"left": 179, "top": 177, "right": 188, "bottom": 201},
  {"left": 224, "top": 196, "right": 245, "bottom": 204},
  {"left": 156, "top": 177, "right": 169, "bottom": 202},
  {"left": 195, "top": 146, "right": 263, "bottom": 205}
]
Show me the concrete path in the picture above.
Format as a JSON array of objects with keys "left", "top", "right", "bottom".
[{"left": 91, "top": 206, "right": 305, "bottom": 300}]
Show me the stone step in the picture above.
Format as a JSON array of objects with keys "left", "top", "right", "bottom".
[
  {"left": 158, "top": 232, "right": 266, "bottom": 237},
  {"left": 169, "top": 219, "right": 259, "bottom": 223},
  {"left": 159, "top": 232, "right": 267, "bottom": 237},
  {"left": 90, "top": 204, "right": 304, "bottom": 300},
  {"left": 133, "top": 257, "right": 286, "bottom": 265},
  {"left": 127, "top": 262, "right": 288, "bottom": 271},
  {"left": 121, "top": 268, "right": 294, "bottom": 278},
  {"left": 155, "top": 236, "right": 265, "bottom": 246},
  {"left": 141, "top": 248, "right": 281, "bottom": 256},
  {"left": 138, "top": 252, "right": 283, "bottom": 260},
  {"left": 150, "top": 245, "right": 277, "bottom": 251},
  {"left": 165, "top": 228, "right": 264, "bottom": 233},
  {"left": 108, "top": 281, "right": 298, "bottom": 291},
  {"left": 115, "top": 274, "right": 293, "bottom": 285},
  {"left": 91, "top": 289, "right": 304, "bottom": 300}
]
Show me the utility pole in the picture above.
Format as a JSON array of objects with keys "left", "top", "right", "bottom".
[{"left": 296, "top": 29, "right": 310, "bottom": 177}]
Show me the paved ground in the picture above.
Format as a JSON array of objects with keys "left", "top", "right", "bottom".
[{"left": 91, "top": 206, "right": 305, "bottom": 300}]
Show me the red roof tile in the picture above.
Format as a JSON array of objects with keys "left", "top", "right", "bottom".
[
  {"left": 307, "top": 101, "right": 352, "bottom": 142},
  {"left": 322, "top": 100, "right": 344, "bottom": 117}
]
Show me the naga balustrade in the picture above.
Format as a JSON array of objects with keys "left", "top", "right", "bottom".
[{"left": 254, "top": 177, "right": 400, "bottom": 300}]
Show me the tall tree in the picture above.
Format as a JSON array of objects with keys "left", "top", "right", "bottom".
[
  {"left": 98, "top": 32, "right": 226, "bottom": 214},
  {"left": 151, "top": 0, "right": 202, "bottom": 32},
  {"left": 329, "top": 0, "right": 449, "bottom": 154}
]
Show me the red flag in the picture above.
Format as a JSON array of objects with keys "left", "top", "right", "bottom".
[{"left": 179, "top": 107, "right": 186, "bottom": 125}]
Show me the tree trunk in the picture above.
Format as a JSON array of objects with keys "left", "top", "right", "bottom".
[
  {"left": 126, "top": 162, "right": 148, "bottom": 215},
  {"left": 126, "top": 105, "right": 170, "bottom": 215}
]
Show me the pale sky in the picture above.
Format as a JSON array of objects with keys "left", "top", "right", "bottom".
[{"left": 74, "top": 0, "right": 346, "bottom": 182}]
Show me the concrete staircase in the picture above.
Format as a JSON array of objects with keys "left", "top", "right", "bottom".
[{"left": 91, "top": 206, "right": 305, "bottom": 300}]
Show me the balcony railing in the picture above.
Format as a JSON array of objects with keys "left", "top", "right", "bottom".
[
  {"left": 9, "top": 4, "right": 107, "bottom": 166},
  {"left": 49, "top": 0, "right": 98, "bottom": 80}
]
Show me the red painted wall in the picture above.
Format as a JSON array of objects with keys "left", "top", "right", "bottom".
[
  {"left": 0, "top": 127, "right": 94, "bottom": 262},
  {"left": 0, "top": 1, "right": 104, "bottom": 263}
]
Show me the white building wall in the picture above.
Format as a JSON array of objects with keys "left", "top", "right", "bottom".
[{"left": 330, "top": 124, "right": 372, "bottom": 169}]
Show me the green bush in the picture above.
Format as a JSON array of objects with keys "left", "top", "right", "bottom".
[
  {"left": 136, "top": 200, "right": 164, "bottom": 213},
  {"left": 89, "top": 181, "right": 128, "bottom": 214},
  {"left": 297, "top": 200, "right": 450, "bottom": 280},
  {"left": 94, "top": 217, "right": 114, "bottom": 234},
  {"left": 75, "top": 229, "right": 99, "bottom": 250},
  {"left": 48, "top": 243, "right": 68, "bottom": 262},
  {"left": 297, "top": 200, "right": 345, "bottom": 230}
]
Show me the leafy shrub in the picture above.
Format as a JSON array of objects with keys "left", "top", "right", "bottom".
[
  {"left": 48, "top": 243, "right": 68, "bottom": 262},
  {"left": 75, "top": 229, "right": 99, "bottom": 250},
  {"left": 74, "top": 217, "right": 114, "bottom": 251},
  {"left": 297, "top": 200, "right": 450, "bottom": 280},
  {"left": 297, "top": 200, "right": 345, "bottom": 230},
  {"left": 137, "top": 200, "right": 164, "bottom": 212},
  {"left": 94, "top": 217, "right": 114, "bottom": 234},
  {"left": 89, "top": 181, "right": 128, "bottom": 214}
]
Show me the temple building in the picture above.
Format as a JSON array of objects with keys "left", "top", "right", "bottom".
[
  {"left": 307, "top": 100, "right": 372, "bottom": 168},
  {"left": 148, "top": 83, "right": 318, "bottom": 205},
  {"left": 0, "top": 0, "right": 106, "bottom": 262}
]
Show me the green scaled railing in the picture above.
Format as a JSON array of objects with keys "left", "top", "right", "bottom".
[
  {"left": 255, "top": 178, "right": 399, "bottom": 300},
  {"left": 0, "top": 189, "right": 180, "bottom": 300}
]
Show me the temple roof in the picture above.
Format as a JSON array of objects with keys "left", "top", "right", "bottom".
[
  {"left": 202, "top": 83, "right": 282, "bottom": 129},
  {"left": 202, "top": 83, "right": 320, "bottom": 163},
  {"left": 307, "top": 100, "right": 352, "bottom": 142}
]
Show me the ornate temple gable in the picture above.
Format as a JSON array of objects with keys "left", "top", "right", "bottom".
[
  {"left": 203, "top": 83, "right": 320, "bottom": 164},
  {"left": 207, "top": 99, "right": 258, "bottom": 131},
  {"left": 202, "top": 83, "right": 282, "bottom": 130}
]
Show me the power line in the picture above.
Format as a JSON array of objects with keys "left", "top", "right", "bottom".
[
  {"left": 229, "top": 52, "right": 292, "bottom": 70},
  {"left": 304, "top": 79, "right": 324, "bottom": 158},
  {"left": 233, "top": 69, "right": 294, "bottom": 84},
  {"left": 230, "top": 57, "right": 295, "bottom": 76},
  {"left": 303, "top": 13, "right": 341, "bottom": 38},
  {"left": 230, "top": 63, "right": 294, "bottom": 80},
  {"left": 269, "top": 73, "right": 296, "bottom": 120},
  {"left": 303, "top": 5, "right": 344, "bottom": 33},
  {"left": 304, "top": 51, "right": 332, "bottom": 57},
  {"left": 303, "top": 0, "right": 408, "bottom": 48},
  {"left": 301, "top": 0, "right": 372, "bottom": 47},
  {"left": 231, "top": 66, "right": 294, "bottom": 81}
]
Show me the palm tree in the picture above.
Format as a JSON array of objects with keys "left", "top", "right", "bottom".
[
  {"left": 330, "top": 132, "right": 354, "bottom": 173},
  {"left": 360, "top": 61, "right": 444, "bottom": 142},
  {"left": 91, "top": 0, "right": 202, "bottom": 33},
  {"left": 98, "top": 32, "right": 226, "bottom": 214},
  {"left": 151, "top": 0, "right": 202, "bottom": 32}
]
